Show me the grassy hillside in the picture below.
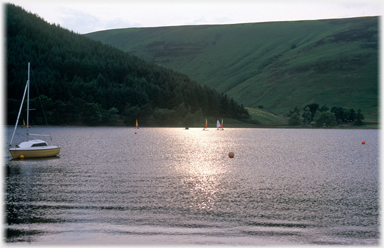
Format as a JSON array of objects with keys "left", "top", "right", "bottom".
[
  {"left": 245, "top": 107, "right": 286, "bottom": 125},
  {"left": 86, "top": 17, "right": 378, "bottom": 123}
]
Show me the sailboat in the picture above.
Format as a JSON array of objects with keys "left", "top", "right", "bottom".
[
  {"left": 203, "top": 118, "right": 208, "bottom": 131},
  {"left": 21, "top": 119, "right": 30, "bottom": 128},
  {"left": 217, "top": 119, "right": 224, "bottom": 130},
  {"left": 221, "top": 119, "right": 224, "bottom": 130},
  {"left": 8, "top": 63, "right": 60, "bottom": 159},
  {"left": 216, "top": 119, "right": 222, "bottom": 130},
  {"left": 136, "top": 119, "right": 139, "bottom": 129}
]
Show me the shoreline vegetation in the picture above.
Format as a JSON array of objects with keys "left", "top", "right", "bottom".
[
  {"left": 6, "top": 121, "right": 379, "bottom": 129},
  {"left": 6, "top": 125, "right": 379, "bottom": 129}
]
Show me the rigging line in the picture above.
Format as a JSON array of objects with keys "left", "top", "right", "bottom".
[{"left": 31, "top": 67, "right": 50, "bottom": 127}]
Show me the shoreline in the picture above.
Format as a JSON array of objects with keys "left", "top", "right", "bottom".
[{"left": 4, "top": 123, "right": 379, "bottom": 129}]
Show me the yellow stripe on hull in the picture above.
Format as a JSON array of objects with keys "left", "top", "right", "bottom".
[{"left": 9, "top": 147, "right": 60, "bottom": 159}]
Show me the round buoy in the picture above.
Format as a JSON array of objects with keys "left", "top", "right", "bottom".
[
  {"left": 362, "top": 141, "right": 365, "bottom": 145},
  {"left": 228, "top": 152, "right": 234, "bottom": 158},
  {"left": 135, "top": 132, "right": 137, "bottom": 134},
  {"left": 20, "top": 155, "right": 24, "bottom": 159}
]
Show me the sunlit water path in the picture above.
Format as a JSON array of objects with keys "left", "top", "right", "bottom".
[{"left": 4, "top": 127, "right": 379, "bottom": 245}]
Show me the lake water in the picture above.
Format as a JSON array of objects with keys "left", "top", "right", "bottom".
[{"left": 4, "top": 127, "right": 379, "bottom": 245}]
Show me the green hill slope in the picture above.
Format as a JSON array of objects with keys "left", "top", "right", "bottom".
[{"left": 86, "top": 17, "right": 378, "bottom": 123}]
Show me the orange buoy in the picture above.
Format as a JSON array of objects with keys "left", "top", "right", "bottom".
[
  {"left": 228, "top": 152, "right": 234, "bottom": 158},
  {"left": 362, "top": 141, "right": 365, "bottom": 144}
]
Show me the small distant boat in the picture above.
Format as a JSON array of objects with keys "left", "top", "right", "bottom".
[
  {"left": 21, "top": 120, "right": 31, "bottom": 128},
  {"left": 185, "top": 127, "right": 189, "bottom": 130},
  {"left": 217, "top": 119, "right": 224, "bottom": 130},
  {"left": 136, "top": 119, "right": 139, "bottom": 129},
  {"left": 216, "top": 119, "right": 221, "bottom": 129},
  {"left": 203, "top": 118, "right": 208, "bottom": 131},
  {"left": 221, "top": 119, "right": 224, "bottom": 130},
  {"left": 9, "top": 63, "right": 60, "bottom": 159}
]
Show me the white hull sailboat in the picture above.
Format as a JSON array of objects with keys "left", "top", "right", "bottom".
[
  {"left": 9, "top": 63, "right": 60, "bottom": 159},
  {"left": 9, "top": 139, "right": 60, "bottom": 159},
  {"left": 217, "top": 119, "right": 224, "bottom": 130}
]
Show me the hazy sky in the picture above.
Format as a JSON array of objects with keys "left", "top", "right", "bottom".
[{"left": 5, "top": 0, "right": 382, "bottom": 34}]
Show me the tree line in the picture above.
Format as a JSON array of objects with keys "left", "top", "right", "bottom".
[
  {"left": 6, "top": 4, "right": 250, "bottom": 127},
  {"left": 287, "top": 103, "right": 364, "bottom": 127}
]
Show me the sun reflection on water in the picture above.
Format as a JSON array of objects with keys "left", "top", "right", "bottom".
[{"left": 173, "top": 128, "right": 231, "bottom": 211}]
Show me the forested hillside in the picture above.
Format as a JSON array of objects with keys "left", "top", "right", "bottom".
[
  {"left": 86, "top": 17, "right": 379, "bottom": 123},
  {"left": 6, "top": 4, "right": 250, "bottom": 127}
]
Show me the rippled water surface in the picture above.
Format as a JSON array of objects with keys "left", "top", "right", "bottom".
[{"left": 4, "top": 127, "right": 379, "bottom": 245}]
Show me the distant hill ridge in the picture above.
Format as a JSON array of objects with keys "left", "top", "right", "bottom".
[{"left": 85, "top": 17, "right": 378, "bottom": 122}]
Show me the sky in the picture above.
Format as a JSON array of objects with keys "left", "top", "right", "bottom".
[{"left": 5, "top": 0, "right": 382, "bottom": 34}]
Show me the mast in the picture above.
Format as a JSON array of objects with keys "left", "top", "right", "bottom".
[
  {"left": 26, "top": 62, "right": 30, "bottom": 141},
  {"left": 9, "top": 78, "right": 28, "bottom": 146}
]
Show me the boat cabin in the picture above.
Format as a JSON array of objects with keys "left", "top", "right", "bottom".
[{"left": 16, "top": 139, "right": 48, "bottom": 148}]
